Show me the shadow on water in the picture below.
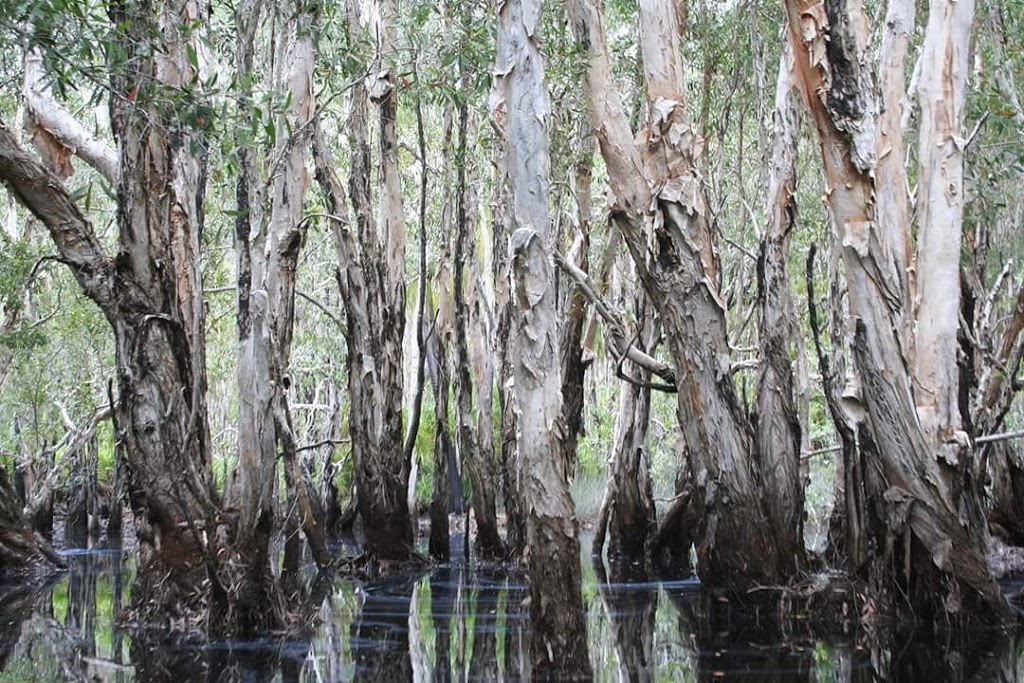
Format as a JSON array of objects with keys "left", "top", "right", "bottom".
[{"left": 1, "top": 540, "right": 1023, "bottom": 681}]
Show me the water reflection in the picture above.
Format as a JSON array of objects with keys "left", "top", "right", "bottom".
[{"left": 0, "top": 547, "right": 1022, "bottom": 681}]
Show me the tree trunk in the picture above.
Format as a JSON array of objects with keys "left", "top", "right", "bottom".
[
  {"left": 494, "top": 0, "right": 592, "bottom": 675},
  {"left": 1, "top": 0, "right": 224, "bottom": 628},
  {"left": 558, "top": 129, "right": 594, "bottom": 480},
  {"left": 753, "top": 32, "right": 805, "bottom": 574},
  {"left": 786, "top": 0, "right": 1007, "bottom": 621},
  {"left": 428, "top": 322, "right": 453, "bottom": 560},
  {"left": 312, "top": 106, "right": 412, "bottom": 562},
  {"left": 452, "top": 100, "right": 504, "bottom": 561},
  {"left": 567, "top": 0, "right": 795, "bottom": 590},
  {"left": 593, "top": 264, "right": 657, "bottom": 564},
  {"left": 0, "top": 467, "right": 63, "bottom": 577},
  {"left": 489, "top": 89, "right": 525, "bottom": 559},
  {"left": 227, "top": 0, "right": 323, "bottom": 630}
]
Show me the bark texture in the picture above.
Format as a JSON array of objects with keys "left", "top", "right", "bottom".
[
  {"left": 312, "top": 120, "right": 412, "bottom": 562},
  {"left": 2, "top": 0, "right": 223, "bottom": 625},
  {"left": 494, "top": 0, "right": 592, "bottom": 675},
  {"left": 754, "top": 33, "right": 804, "bottom": 574},
  {"left": 452, "top": 101, "right": 504, "bottom": 560},
  {"left": 787, "top": 0, "right": 1006, "bottom": 620},
  {"left": 568, "top": 0, "right": 799, "bottom": 588},
  {"left": 226, "top": 0, "right": 321, "bottom": 630}
]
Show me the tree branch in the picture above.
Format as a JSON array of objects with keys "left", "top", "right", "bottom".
[
  {"left": 554, "top": 250, "right": 677, "bottom": 387},
  {"left": 23, "top": 50, "right": 119, "bottom": 186},
  {"left": 0, "top": 121, "right": 115, "bottom": 309}
]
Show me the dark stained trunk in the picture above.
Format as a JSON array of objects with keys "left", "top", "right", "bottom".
[
  {"left": 558, "top": 131, "right": 594, "bottom": 479},
  {"left": 594, "top": 287, "right": 657, "bottom": 564},
  {"left": 312, "top": 112, "right": 412, "bottom": 563},
  {"left": 489, "top": 105, "right": 525, "bottom": 560},
  {"left": 988, "top": 442, "right": 1024, "bottom": 544},
  {"left": 651, "top": 481, "right": 697, "bottom": 578},
  {"left": 807, "top": 244, "right": 867, "bottom": 569},
  {"left": 427, "top": 316, "right": 454, "bottom": 560},
  {"left": 0, "top": 467, "right": 63, "bottom": 577},
  {"left": 452, "top": 99, "right": 504, "bottom": 561},
  {"left": 65, "top": 432, "right": 99, "bottom": 549}
]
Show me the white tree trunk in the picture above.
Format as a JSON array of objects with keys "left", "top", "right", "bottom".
[
  {"left": 494, "top": 0, "right": 591, "bottom": 674},
  {"left": 913, "top": 0, "right": 975, "bottom": 451}
]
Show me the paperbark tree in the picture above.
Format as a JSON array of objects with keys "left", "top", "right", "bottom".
[
  {"left": 0, "top": 0, "right": 224, "bottom": 629},
  {"left": 310, "top": 0, "right": 413, "bottom": 563},
  {"left": 227, "top": 0, "right": 324, "bottom": 628},
  {"left": 754, "top": 31, "right": 805, "bottom": 564},
  {"left": 489, "top": 88, "right": 525, "bottom": 559},
  {"left": 786, "top": 0, "right": 1007, "bottom": 620},
  {"left": 494, "top": 0, "right": 592, "bottom": 675},
  {"left": 452, "top": 100, "right": 504, "bottom": 560},
  {"left": 567, "top": 0, "right": 803, "bottom": 589}
]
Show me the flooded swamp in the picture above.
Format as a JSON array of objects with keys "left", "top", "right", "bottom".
[{"left": 1, "top": 535, "right": 1023, "bottom": 682}]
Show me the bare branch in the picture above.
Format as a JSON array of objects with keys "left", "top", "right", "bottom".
[
  {"left": 554, "top": 251, "right": 677, "bottom": 387},
  {"left": 23, "top": 51, "right": 119, "bottom": 185},
  {"left": 0, "top": 121, "right": 115, "bottom": 309}
]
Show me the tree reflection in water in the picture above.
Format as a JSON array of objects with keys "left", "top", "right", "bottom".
[{"left": 2, "top": 545, "right": 1024, "bottom": 681}]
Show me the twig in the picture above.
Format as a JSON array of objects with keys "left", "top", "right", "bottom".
[
  {"left": 295, "top": 438, "right": 351, "bottom": 454},
  {"left": 296, "top": 290, "right": 346, "bottom": 333},
  {"left": 976, "top": 429, "right": 1024, "bottom": 445}
]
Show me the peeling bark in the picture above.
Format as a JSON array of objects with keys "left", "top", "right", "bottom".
[
  {"left": 452, "top": 100, "right": 504, "bottom": 561},
  {"left": 312, "top": 111, "right": 412, "bottom": 561},
  {"left": 787, "top": 0, "right": 1006, "bottom": 621},
  {"left": 22, "top": 50, "right": 118, "bottom": 185},
  {"left": 754, "top": 33, "right": 805, "bottom": 573},
  {"left": 226, "top": 0, "right": 322, "bottom": 630},
  {"left": 567, "top": 0, "right": 794, "bottom": 589},
  {"left": 494, "top": 0, "right": 592, "bottom": 674},
  {"left": 2, "top": 0, "right": 224, "bottom": 631}
]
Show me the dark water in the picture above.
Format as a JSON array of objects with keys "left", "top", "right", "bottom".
[{"left": 0, "top": 545, "right": 1022, "bottom": 681}]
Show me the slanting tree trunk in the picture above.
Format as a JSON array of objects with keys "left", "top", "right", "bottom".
[
  {"left": 787, "top": 0, "right": 1007, "bottom": 621},
  {"left": 452, "top": 100, "right": 504, "bottom": 561},
  {"left": 568, "top": 0, "right": 798, "bottom": 589},
  {"left": 558, "top": 129, "right": 594, "bottom": 479},
  {"left": 494, "top": 0, "right": 592, "bottom": 676}
]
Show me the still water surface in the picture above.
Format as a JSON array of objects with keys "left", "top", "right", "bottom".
[{"left": 0, "top": 542, "right": 1021, "bottom": 681}]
